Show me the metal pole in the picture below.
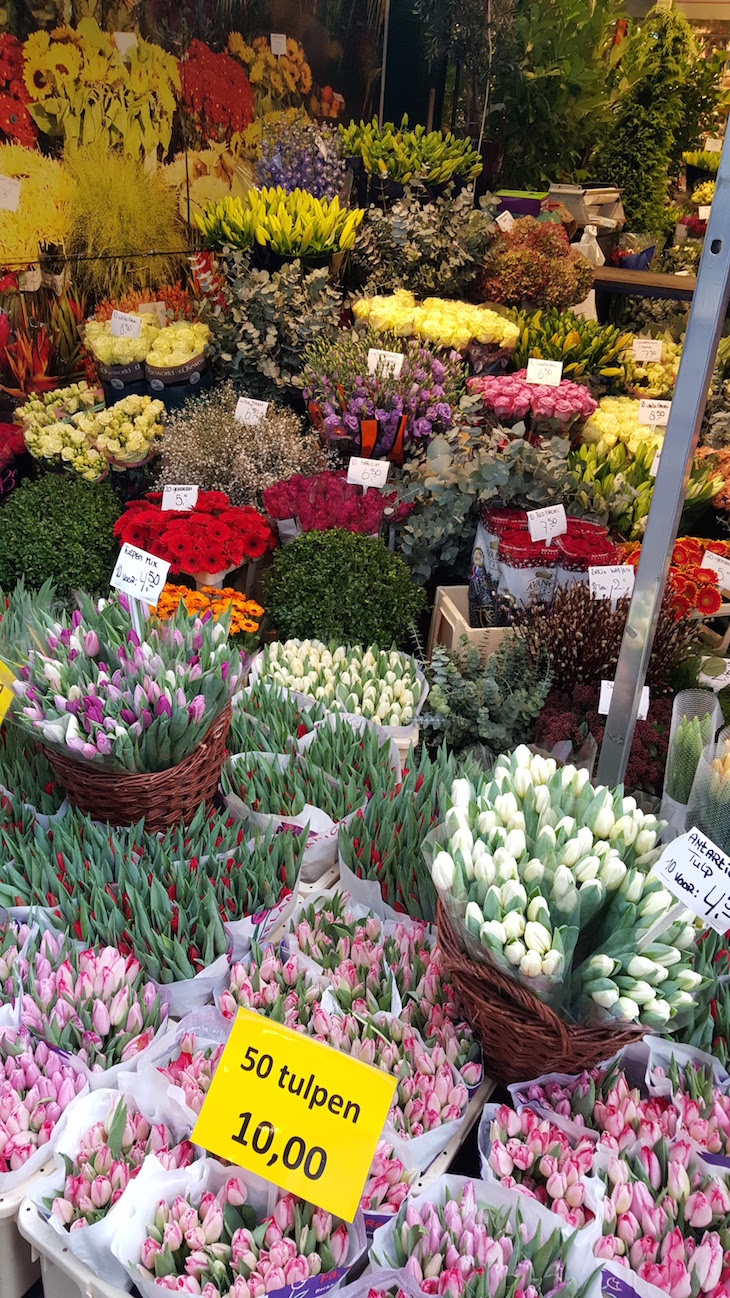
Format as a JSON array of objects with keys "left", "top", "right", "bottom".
[
  {"left": 595, "top": 137, "right": 730, "bottom": 787},
  {"left": 378, "top": 0, "right": 391, "bottom": 128}
]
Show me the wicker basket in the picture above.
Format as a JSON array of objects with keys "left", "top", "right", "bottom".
[
  {"left": 44, "top": 703, "right": 232, "bottom": 832},
  {"left": 437, "top": 901, "right": 644, "bottom": 1085}
]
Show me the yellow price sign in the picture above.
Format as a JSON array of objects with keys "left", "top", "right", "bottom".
[
  {"left": 0, "top": 664, "right": 15, "bottom": 726},
  {"left": 191, "top": 1008, "right": 396, "bottom": 1221}
]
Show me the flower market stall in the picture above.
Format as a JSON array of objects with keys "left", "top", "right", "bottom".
[{"left": 3, "top": 4, "right": 730, "bottom": 1298}]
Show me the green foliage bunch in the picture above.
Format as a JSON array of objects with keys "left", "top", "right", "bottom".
[
  {"left": 0, "top": 476, "right": 121, "bottom": 599},
  {"left": 422, "top": 636, "right": 551, "bottom": 754},
  {"left": 263, "top": 529, "right": 425, "bottom": 647}
]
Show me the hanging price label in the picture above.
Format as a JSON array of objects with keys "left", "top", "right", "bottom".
[
  {"left": 162, "top": 485, "right": 199, "bottom": 512},
  {"left": 589, "top": 565, "right": 635, "bottom": 602},
  {"left": 496, "top": 210, "right": 515, "bottom": 233},
  {"left": 526, "top": 358, "right": 563, "bottom": 387},
  {"left": 705, "top": 138, "right": 723, "bottom": 153},
  {"left": 347, "top": 457, "right": 391, "bottom": 491},
  {"left": 111, "top": 544, "right": 170, "bottom": 606},
  {"left": 191, "top": 1008, "right": 396, "bottom": 1220},
  {"left": 527, "top": 504, "right": 567, "bottom": 545},
  {"left": 631, "top": 339, "right": 663, "bottom": 362},
  {"left": 234, "top": 397, "right": 269, "bottom": 426},
  {"left": 367, "top": 349, "right": 404, "bottom": 378},
  {"left": 701, "top": 549, "right": 730, "bottom": 594},
  {"left": 638, "top": 399, "right": 671, "bottom": 426},
  {"left": 652, "top": 829, "right": 730, "bottom": 933},
  {"left": 0, "top": 176, "right": 21, "bottom": 212},
  {"left": 110, "top": 311, "right": 142, "bottom": 339},
  {"left": 598, "top": 681, "right": 650, "bottom": 721},
  {"left": 270, "top": 32, "right": 287, "bottom": 54}
]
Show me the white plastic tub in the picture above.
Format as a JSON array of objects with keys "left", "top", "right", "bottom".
[
  {"left": 0, "top": 1161, "right": 54, "bottom": 1298},
  {"left": 18, "top": 1200, "right": 127, "bottom": 1298}
]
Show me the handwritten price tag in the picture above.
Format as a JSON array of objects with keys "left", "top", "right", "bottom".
[
  {"left": 699, "top": 205, "right": 712, "bottom": 221},
  {"left": 0, "top": 176, "right": 21, "bottom": 212},
  {"left": 347, "top": 457, "right": 391, "bottom": 491},
  {"left": 652, "top": 829, "right": 730, "bottom": 933},
  {"left": 367, "top": 348, "right": 404, "bottom": 378},
  {"left": 192, "top": 1008, "right": 396, "bottom": 1220},
  {"left": 705, "top": 138, "right": 723, "bottom": 153},
  {"left": 110, "top": 310, "right": 142, "bottom": 339},
  {"left": 162, "top": 485, "right": 198, "bottom": 512},
  {"left": 526, "top": 358, "right": 563, "bottom": 387},
  {"left": 234, "top": 397, "right": 269, "bottom": 426},
  {"left": 111, "top": 543, "right": 170, "bottom": 607},
  {"left": 527, "top": 504, "right": 567, "bottom": 545},
  {"left": 270, "top": 32, "right": 287, "bottom": 54},
  {"left": 598, "top": 680, "right": 650, "bottom": 721},
  {"left": 631, "top": 339, "right": 663, "bottom": 363},
  {"left": 638, "top": 399, "right": 671, "bottom": 427},
  {"left": 496, "top": 210, "right": 515, "bottom": 233},
  {"left": 702, "top": 549, "right": 730, "bottom": 594},
  {"left": 589, "top": 564, "right": 635, "bottom": 602}
]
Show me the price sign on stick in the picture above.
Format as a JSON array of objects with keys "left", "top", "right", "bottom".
[
  {"left": 110, "top": 310, "right": 142, "bottom": 339},
  {"left": 192, "top": 1008, "right": 396, "bottom": 1220},
  {"left": 589, "top": 565, "right": 635, "bottom": 602},
  {"left": 0, "top": 176, "right": 21, "bottom": 212},
  {"left": 527, "top": 504, "right": 566, "bottom": 545},
  {"left": 111, "top": 543, "right": 170, "bottom": 628},
  {"left": 699, "top": 205, "right": 712, "bottom": 221},
  {"left": 367, "top": 348, "right": 404, "bottom": 378},
  {"left": 598, "top": 680, "right": 650, "bottom": 720},
  {"left": 270, "top": 32, "right": 287, "bottom": 54},
  {"left": 526, "top": 358, "right": 563, "bottom": 387},
  {"left": 701, "top": 549, "right": 730, "bottom": 594},
  {"left": 631, "top": 339, "right": 663, "bottom": 363},
  {"left": 234, "top": 397, "right": 269, "bottom": 426},
  {"left": 638, "top": 399, "right": 671, "bottom": 426},
  {"left": 705, "top": 138, "right": 723, "bottom": 153},
  {"left": 652, "top": 829, "right": 730, "bottom": 933},
  {"left": 495, "top": 210, "right": 515, "bottom": 233},
  {"left": 162, "top": 485, "right": 198, "bottom": 512},
  {"left": 347, "top": 457, "right": 391, "bottom": 494}
]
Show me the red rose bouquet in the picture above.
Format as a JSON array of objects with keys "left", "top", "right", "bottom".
[
  {"left": 263, "top": 470, "right": 410, "bottom": 535},
  {"left": 114, "top": 490, "right": 274, "bottom": 576}
]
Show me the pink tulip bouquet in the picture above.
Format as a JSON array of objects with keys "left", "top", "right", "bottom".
[
  {"left": 16, "top": 933, "right": 166, "bottom": 1073},
  {"left": 0, "top": 916, "right": 30, "bottom": 1003},
  {"left": 360, "top": 1141, "right": 418, "bottom": 1228},
  {"left": 217, "top": 944, "right": 323, "bottom": 1029},
  {"left": 655, "top": 1057, "right": 730, "bottom": 1159},
  {"left": 486, "top": 1105, "right": 597, "bottom": 1228},
  {"left": 467, "top": 371, "right": 597, "bottom": 438},
  {"left": 0, "top": 1027, "right": 86, "bottom": 1174},
  {"left": 135, "top": 1180, "right": 352, "bottom": 1296},
  {"left": 157, "top": 1031, "right": 227, "bottom": 1117},
  {"left": 48, "top": 1096, "right": 195, "bottom": 1230},
  {"left": 377, "top": 1180, "right": 587, "bottom": 1298},
  {"left": 513, "top": 1057, "right": 678, "bottom": 1152}
]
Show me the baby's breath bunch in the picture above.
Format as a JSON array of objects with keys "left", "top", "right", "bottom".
[{"left": 154, "top": 382, "right": 324, "bottom": 507}]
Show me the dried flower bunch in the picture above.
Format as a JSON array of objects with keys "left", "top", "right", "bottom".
[
  {"left": 510, "top": 581, "right": 695, "bottom": 695},
  {"left": 154, "top": 382, "right": 324, "bottom": 508}
]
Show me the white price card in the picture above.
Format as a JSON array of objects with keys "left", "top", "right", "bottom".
[
  {"left": 0, "top": 176, "right": 21, "bottom": 212},
  {"left": 705, "top": 138, "right": 723, "bottom": 152},
  {"left": 234, "top": 397, "right": 269, "bottom": 425},
  {"left": 113, "top": 31, "right": 138, "bottom": 55},
  {"left": 650, "top": 451, "right": 661, "bottom": 478},
  {"left": 139, "top": 301, "right": 167, "bottom": 328},
  {"left": 699, "top": 656, "right": 730, "bottom": 692},
  {"left": 527, "top": 503, "right": 567, "bottom": 545},
  {"left": 496, "top": 210, "right": 515, "bottom": 233},
  {"left": 631, "top": 339, "right": 663, "bottom": 363},
  {"left": 347, "top": 457, "right": 391, "bottom": 491},
  {"left": 652, "top": 829, "right": 730, "bottom": 933},
  {"left": 526, "top": 358, "right": 563, "bottom": 387},
  {"left": 701, "top": 549, "right": 730, "bottom": 594},
  {"left": 111, "top": 543, "right": 170, "bottom": 607},
  {"left": 110, "top": 310, "right": 142, "bottom": 339},
  {"left": 589, "top": 564, "right": 635, "bottom": 601},
  {"left": 638, "top": 398, "right": 671, "bottom": 427},
  {"left": 270, "top": 32, "right": 287, "bottom": 54},
  {"left": 162, "top": 485, "right": 198, "bottom": 512},
  {"left": 598, "top": 680, "right": 650, "bottom": 721},
  {"left": 367, "top": 348, "right": 404, "bottom": 378},
  {"left": 699, "top": 205, "right": 712, "bottom": 221}
]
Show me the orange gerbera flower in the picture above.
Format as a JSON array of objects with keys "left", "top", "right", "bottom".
[
  {"left": 696, "top": 585, "right": 723, "bottom": 617},
  {"left": 670, "top": 593, "right": 692, "bottom": 621}
]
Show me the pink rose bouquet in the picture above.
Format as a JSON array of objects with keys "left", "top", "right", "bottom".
[
  {"left": 135, "top": 1180, "right": 351, "bottom": 1296},
  {"left": 487, "top": 1105, "right": 597, "bottom": 1227},
  {"left": 0, "top": 1027, "right": 86, "bottom": 1173},
  {"left": 48, "top": 1096, "right": 195, "bottom": 1229},
  {"left": 468, "top": 371, "right": 597, "bottom": 438}
]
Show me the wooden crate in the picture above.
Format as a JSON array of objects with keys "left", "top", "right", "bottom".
[{"left": 426, "top": 586, "right": 508, "bottom": 663}]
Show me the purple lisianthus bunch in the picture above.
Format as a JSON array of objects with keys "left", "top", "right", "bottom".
[
  {"left": 304, "top": 331, "right": 467, "bottom": 456},
  {"left": 468, "top": 369, "right": 597, "bottom": 436},
  {"left": 10, "top": 594, "right": 243, "bottom": 774},
  {"left": 256, "top": 118, "right": 345, "bottom": 200}
]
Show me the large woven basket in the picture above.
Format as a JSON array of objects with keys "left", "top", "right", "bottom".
[
  {"left": 437, "top": 901, "right": 644, "bottom": 1085},
  {"left": 44, "top": 703, "right": 232, "bottom": 832}
]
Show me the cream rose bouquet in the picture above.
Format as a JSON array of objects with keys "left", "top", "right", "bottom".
[
  {"left": 353, "top": 289, "right": 519, "bottom": 353},
  {"left": 85, "top": 317, "right": 160, "bottom": 367},
  {"left": 93, "top": 395, "right": 165, "bottom": 465},
  {"left": 23, "top": 420, "right": 106, "bottom": 481}
]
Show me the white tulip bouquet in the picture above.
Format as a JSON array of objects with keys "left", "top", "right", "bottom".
[{"left": 428, "top": 747, "right": 706, "bottom": 1029}]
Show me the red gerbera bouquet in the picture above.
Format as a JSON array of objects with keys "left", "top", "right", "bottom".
[
  {"left": 0, "top": 36, "right": 37, "bottom": 147},
  {"left": 178, "top": 40, "right": 254, "bottom": 145},
  {"left": 620, "top": 535, "right": 729, "bottom": 620},
  {"left": 114, "top": 490, "right": 274, "bottom": 576}
]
